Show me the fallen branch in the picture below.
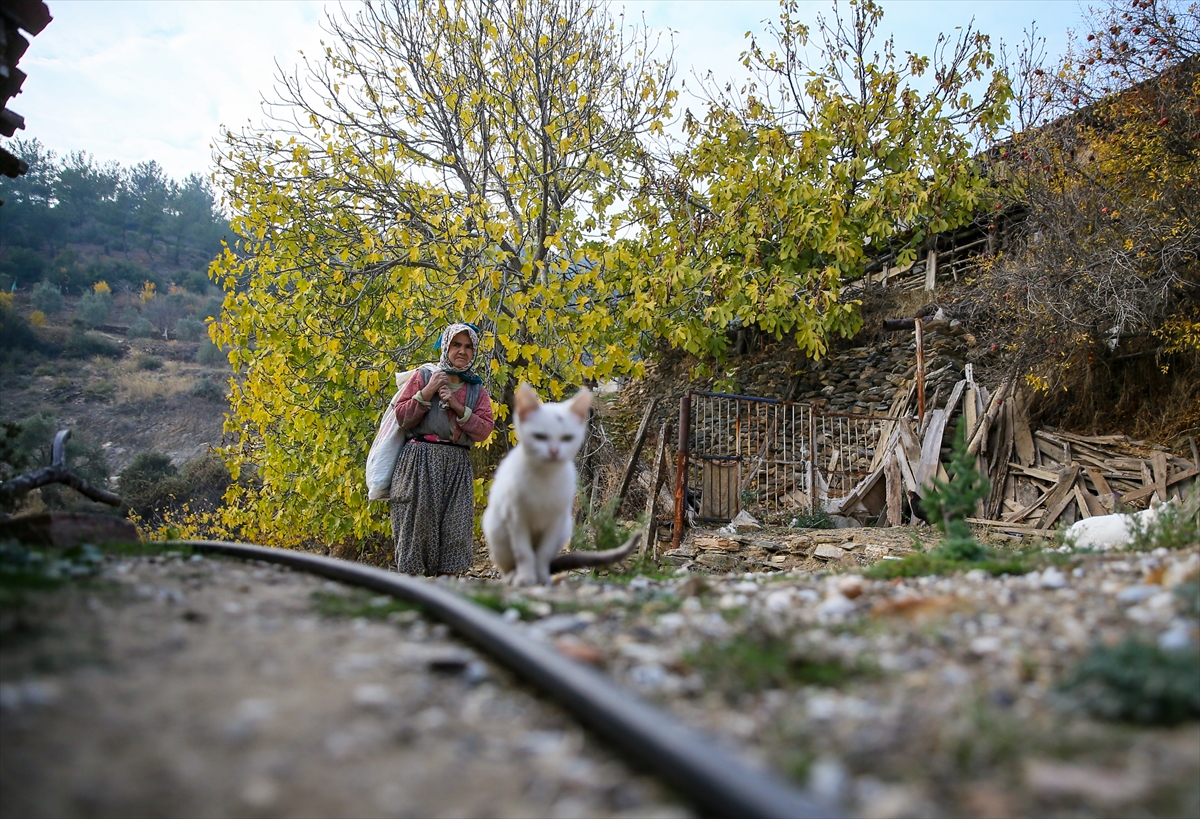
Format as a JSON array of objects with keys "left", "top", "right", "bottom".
[{"left": 0, "top": 429, "right": 125, "bottom": 511}]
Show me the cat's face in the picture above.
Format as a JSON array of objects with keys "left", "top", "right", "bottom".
[{"left": 513, "top": 384, "right": 590, "bottom": 463}]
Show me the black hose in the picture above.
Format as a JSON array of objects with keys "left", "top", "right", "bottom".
[{"left": 176, "top": 540, "right": 840, "bottom": 819}]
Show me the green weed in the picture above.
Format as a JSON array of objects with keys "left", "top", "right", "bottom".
[
  {"left": 310, "top": 587, "right": 420, "bottom": 620},
  {"left": 686, "top": 627, "right": 875, "bottom": 695},
  {"left": 1125, "top": 487, "right": 1200, "bottom": 553},
  {"left": 1062, "top": 638, "right": 1200, "bottom": 726},
  {"left": 466, "top": 589, "right": 538, "bottom": 620}
]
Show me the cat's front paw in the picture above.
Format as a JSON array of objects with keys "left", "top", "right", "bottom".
[{"left": 511, "top": 570, "right": 539, "bottom": 587}]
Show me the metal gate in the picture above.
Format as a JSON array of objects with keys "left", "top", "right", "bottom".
[{"left": 680, "top": 390, "right": 896, "bottom": 524}]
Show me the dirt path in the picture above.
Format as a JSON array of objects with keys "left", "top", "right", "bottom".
[{"left": 0, "top": 550, "right": 685, "bottom": 819}]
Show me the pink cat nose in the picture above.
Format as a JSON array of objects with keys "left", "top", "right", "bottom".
[{"left": 549, "top": 447, "right": 560, "bottom": 459}]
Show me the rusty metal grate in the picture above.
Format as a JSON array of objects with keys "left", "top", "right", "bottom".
[{"left": 683, "top": 390, "right": 895, "bottom": 522}]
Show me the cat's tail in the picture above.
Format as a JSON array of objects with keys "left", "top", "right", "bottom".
[{"left": 550, "top": 531, "right": 642, "bottom": 574}]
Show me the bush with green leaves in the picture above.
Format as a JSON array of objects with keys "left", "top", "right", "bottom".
[
  {"left": 0, "top": 247, "right": 47, "bottom": 287},
  {"left": 1063, "top": 638, "right": 1200, "bottom": 726},
  {"left": 127, "top": 316, "right": 157, "bottom": 339},
  {"left": 175, "top": 316, "right": 207, "bottom": 342},
  {"left": 0, "top": 297, "right": 41, "bottom": 360},
  {"left": 119, "top": 450, "right": 231, "bottom": 523},
  {"left": 921, "top": 423, "right": 990, "bottom": 561},
  {"left": 30, "top": 280, "right": 63, "bottom": 315},
  {"left": 74, "top": 289, "right": 113, "bottom": 327},
  {"left": 62, "top": 329, "right": 121, "bottom": 359},
  {"left": 189, "top": 375, "right": 224, "bottom": 401},
  {"left": 0, "top": 415, "right": 112, "bottom": 513},
  {"left": 195, "top": 339, "right": 225, "bottom": 366}
]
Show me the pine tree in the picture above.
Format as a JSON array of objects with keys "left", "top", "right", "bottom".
[{"left": 922, "top": 423, "right": 990, "bottom": 561}]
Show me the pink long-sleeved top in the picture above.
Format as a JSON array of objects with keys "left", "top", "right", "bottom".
[{"left": 393, "top": 369, "right": 495, "bottom": 445}]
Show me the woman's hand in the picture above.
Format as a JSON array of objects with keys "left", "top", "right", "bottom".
[
  {"left": 439, "top": 385, "right": 465, "bottom": 416},
  {"left": 420, "top": 370, "right": 449, "bottom": 402}
]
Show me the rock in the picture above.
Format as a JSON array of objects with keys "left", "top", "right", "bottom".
[
  {"left": 1116, "top": 584, "right": 1159, "bottom": 604},
  {"left": 830, "top": 515, "right": 862, "bottom": 529},
  {"left": 554, "top": 636, "right": 605, "bottom": 666},
  {"left": 835, "top": 576, "right": 865, "bottom": 599},
  {"left": 814, "top": 544, "right": 847, "bottom": 561},
  {"left": 1023, "top": 758, "right": 1151, "bottom": 805},
  {"left": 816, "top": 594, "right": 857, "bottom": 619},
  {"left": 1039, "top": 568, "right": 1067, "bottom": 589},
  {"left": 731, "top": 510, "right": 761, "bottom": 530},
  {"left": 751, "top": 539, "right": 783, "bottom": 552},
  {"left": 0, "top": 511, "right": 139, "bottom": 548}
]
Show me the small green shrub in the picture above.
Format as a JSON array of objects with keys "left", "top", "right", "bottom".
[
  {"left": 687, "top": 627, "right": 875, "bottom": 696},
  {"left": 134, "top": 353, "right": 164, "bottom": 371},
  {"left": 30, "top": 280, "right": 63, "bottom": 315},
  {"left": 74, "top": 290, "right": 113, "bottom": 327},
  {"left": 189, "top": 375, "right": 224, "bottom": 400},
  {"left": 63, "top": 329, "right": 121, "bottom": 359},
  {"left": 791, "top": 509, "right": 835, "bottom": 529},
  {"left": 195, "top": 339, "right": 224, "bottom": 366},
  {"left": 83, "top": 380, "right": 116, "bottom": 402},
  {"left": 127, "top": 317, "right": 157, "bottom": 339},
  {"left": 1063, "top": 638, "right": 1200, "bottom": 726},
  {"left": 120, "top": 451, "right": 185, "bottom": 520},
  {"left": 310, "top": 588, "right": 419, "bottom": 620},
  {"left": 175, "top": 316, "right": 207, "bottom": 341}
]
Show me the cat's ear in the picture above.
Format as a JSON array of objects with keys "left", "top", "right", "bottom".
[
  {"left": 515, "top": 383, "right": 541, "bottom": 422},
  {"left": 568, "top": 388, "right": 592, "bottom": 421}
]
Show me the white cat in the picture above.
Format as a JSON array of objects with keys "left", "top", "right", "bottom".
[
  {"left": 482, "top": 384, "right": 639, "bottom": 586},
  {"left": 1064, "top": 498, "right": 1178, "bottom": 551}
]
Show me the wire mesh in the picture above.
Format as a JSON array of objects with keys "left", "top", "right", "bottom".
[{"left": 687, "top": 391, "right": 895, "bottom": 522}]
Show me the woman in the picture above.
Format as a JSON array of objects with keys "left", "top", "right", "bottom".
[{"left": 390, "top": 323, "right": 495, "bottom": 576}]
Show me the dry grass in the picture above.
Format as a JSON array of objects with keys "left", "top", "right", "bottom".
[{"left": 116, "top": 371, "right": 193, "bottom": 404}]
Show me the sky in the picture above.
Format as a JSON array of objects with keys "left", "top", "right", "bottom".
[{"left": 11, "top": 0, "right": 1094, "bottom": 184}]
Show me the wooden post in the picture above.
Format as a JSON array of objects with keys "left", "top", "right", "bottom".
[
  {"left": 914, "top": 318, "right": 926, "bottom": 426},
  {"left": 615, "top": 397, "right": 659, "bottom": 514},
  {"left": 644, "top": 424, "right": 669, "bottom": 559},
  {"left": 671, "top": 392, "right": 692, "bottom": 552},
  {"left": 924, "top": 250, "right": 938, "bottom": 291},
  {"left": 885, "top": 450, "right": 903, "bottom": 526}
]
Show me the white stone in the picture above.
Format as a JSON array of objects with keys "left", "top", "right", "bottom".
[
  {"left": 1158, "top": 621, "right": 1193, "bottom": 651},
  {"left": 1116, "top": 584, "right": 1159, "bottom": 604},
  {"left": 1039, "top": 568, "right": 1067, "bottom": 589}
]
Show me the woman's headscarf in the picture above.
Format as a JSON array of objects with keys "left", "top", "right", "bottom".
[{"left": 435, "top": 322, "right": 482, "bottom": 384}]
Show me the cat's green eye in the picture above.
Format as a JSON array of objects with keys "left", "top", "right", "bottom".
[
  {"left": 533, "top": 433, "right": 549, "bottom": 441},
  {"left": 561, "top": 435, "right": 573, "bottom": 442}
]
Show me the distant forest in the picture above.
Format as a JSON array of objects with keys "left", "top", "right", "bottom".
[{"left": 0, "top": 138, "right": 229, "bottom": 295}]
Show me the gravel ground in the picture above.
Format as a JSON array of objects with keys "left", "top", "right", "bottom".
[
  {"left": 453, "top": 535, "right": 1200, "bottom": 819},
  {"left": 0, "top": 551, "right": 686, "bottom": 819},
  {"left": 3, "top": 533, "right": 1198, "bottom": 819}
]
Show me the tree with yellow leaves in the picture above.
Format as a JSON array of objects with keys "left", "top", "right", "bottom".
[
  {"left": 210, "top": 0, "right": 674, "bottom": 547},
  {"left": 618, "top": 0, "right": 1011, "bottom": 364}
]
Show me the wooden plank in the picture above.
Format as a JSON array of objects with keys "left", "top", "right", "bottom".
[
  {"left": 1037, "top": 465, "right": 1082, "bottom": 529},
  {"left": 1084, "top": 467, "right": 1115, "bottom": 509},
  {"left": 1119, "top": 467, "right": 1200, "bottom": 505},
  {"left": 916, "top": 409, "right": 949, "bottom": 489},
  {"left": 1190, "top": 436, "right": 1199, "bottom": 469},
  {"left": 885, "top": 450, "right": 903, "bottom": 526},
  {"left": 1073, "top": 485, "right": 1093, "bottom": 519},
  {"left": 1151, "top": 451, "right": 1170, "bottom": 503},
  {"left": 896, "top": 417, "right": 922, "bottom": 473},
  {"left": 967, "top": 518, "right": 1048, "bottom": 535},
  {"left": 1012, "top": 390, "right": 1035, "bottom": 466},
  {"left": 924, "top": 249, "right": 938, "bottom": 291},
  {"left": 1035, "top": 437, "right": 1066, "bottom": 466},
  {"left": 1140, "top": 460, "right": 1154, "bottom": 491},
  {"left": 700, "top": 461, "right": 740, "bottom": 520},
  {"left": 897, "top": 446, "right": 921, "bottom": 495},
  {"left": 1076, "top": 478, "right": 1107, "bottom": 517},
  {"left": 942, "top": 379, "right": 967, "bottom": 423},
  {"left": 616, "top": 397, "right": 659, "bottom": 512}
]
